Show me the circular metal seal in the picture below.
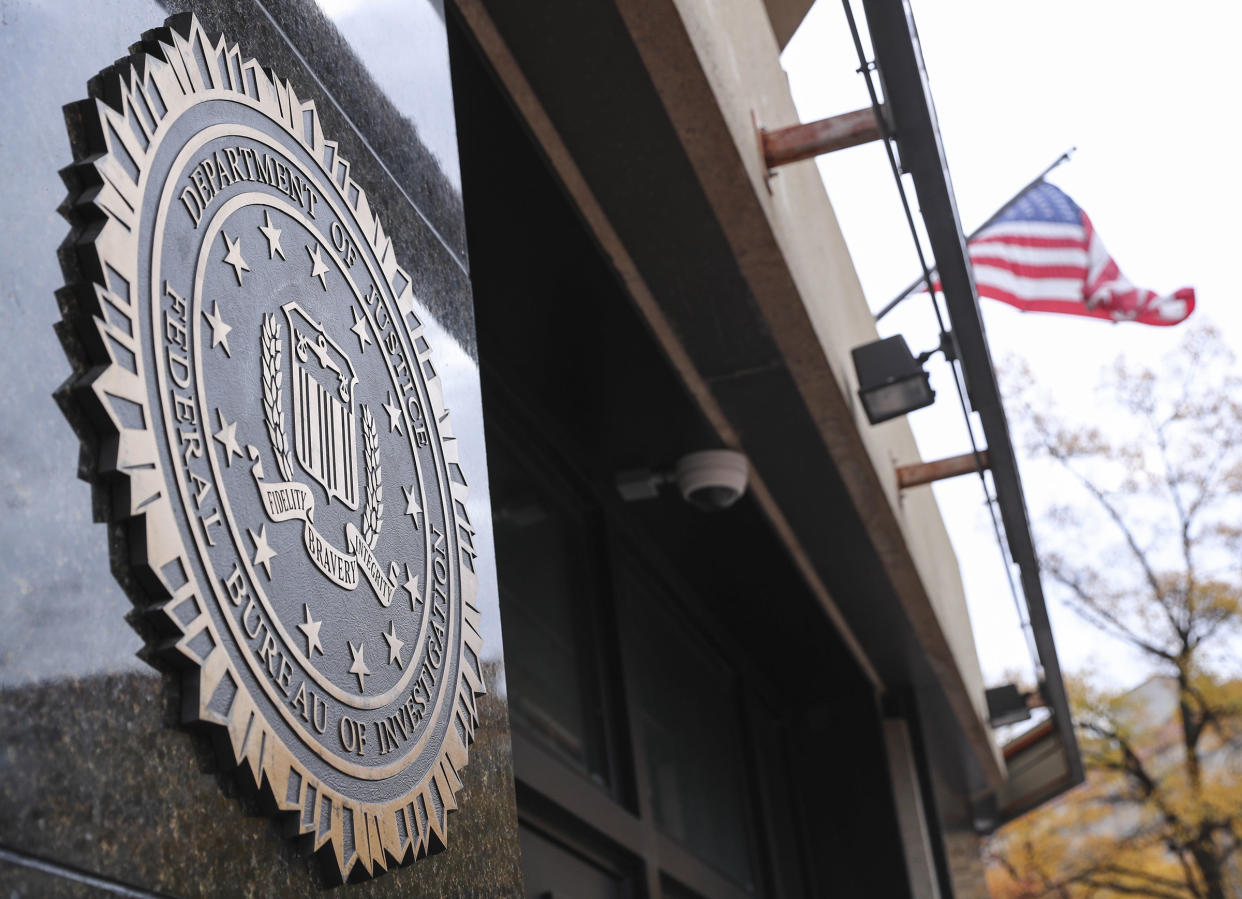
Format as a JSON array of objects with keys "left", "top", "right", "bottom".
[{"left": 56, "top": 14, "right": 484, "bottom": 881}]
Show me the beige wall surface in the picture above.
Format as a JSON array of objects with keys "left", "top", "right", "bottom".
[{"left": 634, "top": 0, "right": 996, "bottom": 755}]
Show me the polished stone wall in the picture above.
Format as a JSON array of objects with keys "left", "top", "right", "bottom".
[{"left": 0, "top": 1, "right": 521, "bottom": 894}]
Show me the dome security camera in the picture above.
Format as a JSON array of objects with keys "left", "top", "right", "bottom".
[{"left": 673, "top": 450, "right": 748, "bottom": 511}]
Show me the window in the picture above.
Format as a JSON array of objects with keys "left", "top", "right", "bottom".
[
  {"left": 623, "top": 577, "right": 758, "bottom": 889},
  {"left": 487, "top": 423, "right": 772, "bottom": 898},
  {"left": 490, "top": 439, "right": 616, "bottom": 789}
]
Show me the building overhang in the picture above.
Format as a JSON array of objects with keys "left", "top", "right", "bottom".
[
  {"left": 453, "top": 0, "right": 1030, "bottom": 799},
  {"left": 763, "top": 0, "right": 816, "bottom": 49},
  {"left": 860, "top": 0, "right": 1085, "bottom": 808}
]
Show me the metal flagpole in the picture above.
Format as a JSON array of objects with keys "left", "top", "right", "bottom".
[{"left": 874, "top": 147, "right": 1077, "bottom": 321}]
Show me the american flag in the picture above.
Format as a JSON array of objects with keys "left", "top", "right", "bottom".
[{"left": 965, "top": 181, "right": 1194, "bottom": 326}]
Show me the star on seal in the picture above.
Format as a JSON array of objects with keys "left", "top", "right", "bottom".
[
  {"left": 213, "top": 409, "right": 243, "bottom": 466},
  {"left": 383, "top": 622, "right": 405, "bottom": 668},
  {"left": 306, "top": 243, "right": 329, "bottom": 290},
  {"left": 383, "top": 391, "right": 403, "bottom": 434},
  {"left": 249, "top": 524, "right": 277, "bottom": 579},
  {"left": 350, "top": 306, "right": 372, "bottom": 353},
  {"left": 202, "top": 301, "right": 233, "bottom": 357},
  {"left": 258, "top": 210, "right": 285, "bottom": 260},
  {"left": 221, "top": 231, "right": 251, "bottom": 285},
  {"left": 298, "top": 605, "right": 324, "bottom": 657},
  {"left": 348, "top": 641, "right": 371, "bottom": 691}
]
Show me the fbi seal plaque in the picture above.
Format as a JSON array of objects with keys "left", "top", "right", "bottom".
[{"left": 56, "top": 14, "right": 484, "bottom": 881}]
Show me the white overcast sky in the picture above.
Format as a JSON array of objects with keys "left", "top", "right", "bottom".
[{"left": 783, "top": 0, "right": 1242, "bottom": 690}]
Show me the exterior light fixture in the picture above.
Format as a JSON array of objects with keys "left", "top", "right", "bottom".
[
  {"left": 615, "top": 449, "right": 749, "bottom": 511},
  {"left": 851, "top": 332, "right": 953, "bottom": 425},
  {"left": 985, "top": 684, "right": 1034, "bottom": 729}
]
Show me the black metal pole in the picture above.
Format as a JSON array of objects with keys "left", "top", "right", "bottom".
[{"left": 874, "top": 148, "right": 1076, "bottom": 321}]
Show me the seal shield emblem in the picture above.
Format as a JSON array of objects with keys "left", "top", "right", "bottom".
[
  {"left": 286, "top": 303, "right": 360, "bottom": 511},
  {"left": 55, "top": 14, "right": 485, "bottom": 881}
]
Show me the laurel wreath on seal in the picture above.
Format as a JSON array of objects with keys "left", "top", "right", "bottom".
[
  {"left": 360, "top": 404, "right": 383, "bottom": 549},
  {"left": 261, "top": 312, "right": 383, "bottom": 548},
  {"left": 261, "top": 313, "right": 294, "bottom": 482}
]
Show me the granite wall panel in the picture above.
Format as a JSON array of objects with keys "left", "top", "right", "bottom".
[{"left": 0, "top": 1, "right": 519, "bottom": 894}]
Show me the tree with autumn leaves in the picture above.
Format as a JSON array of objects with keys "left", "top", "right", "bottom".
[{"left": 986, "top": 325, "right": 1242, "bottom": 899}]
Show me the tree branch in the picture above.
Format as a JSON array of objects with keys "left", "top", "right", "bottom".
[
  {"left": 1048, "top": 565, "right": 1177, "bottom": 662},
  {"left": 1151, "top": 414, "right": 1199, "bottom": 642},
  {"left": 1043, "top": 437, "right": 1170, "bottom": 609}
]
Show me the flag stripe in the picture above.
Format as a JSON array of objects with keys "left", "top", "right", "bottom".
[
  {"left": 971, "top": 265, "right": 1085, "bottom": 300},
  {"left": 971, "top": 245, "right": 1089, "bottom": 267},
  {"left": 972, "top": 236, "right": 1086, "bottom": 251},
  {"left": 979, "top": 288, "right": 1116, "bottom": 321},
  {"left": 971, "top": 258, "right": 1089, "bottom": 281}
]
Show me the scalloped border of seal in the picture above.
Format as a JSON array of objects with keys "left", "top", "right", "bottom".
[{"left": 54, "top": 12, "right": 485, "bottom": 883}]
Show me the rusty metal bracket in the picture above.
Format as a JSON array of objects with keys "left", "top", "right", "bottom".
[
  {"left": 760, "top": 105, "right": 886, "bottom": 171},
  {"left": 896, "top": 450, "right": 990, "bottom": 490}
]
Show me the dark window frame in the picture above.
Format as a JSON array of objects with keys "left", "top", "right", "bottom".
[
  {"left": 483, "top": 384, "right": 804, "bottom": 899},
  {"left": 485, "top": 401, "right": 634, "bottom": 806}
]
